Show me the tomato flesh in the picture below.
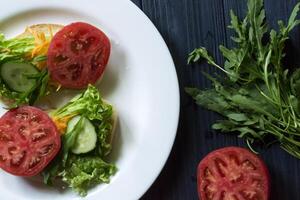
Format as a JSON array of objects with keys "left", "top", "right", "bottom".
[
  {"left": 47, "top": 22, "right": 111, "bottom": 89},
  {"left": 198, "top": 147, "right": 270, "bottom": 200},
  {"left": 0, "top": 106, "right": 61, "bottom": 176}
]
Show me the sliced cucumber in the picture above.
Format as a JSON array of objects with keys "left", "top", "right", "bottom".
[
  {"left": 67, "top": 115, "right": 97, "bottom": 154},
  {"left": 0, "top": 62, "right": 39, "bottom": 92}
]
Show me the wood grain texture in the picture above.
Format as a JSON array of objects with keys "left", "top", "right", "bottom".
[{"left": 130, "top": 0, "right": 300, "bottom": 199}]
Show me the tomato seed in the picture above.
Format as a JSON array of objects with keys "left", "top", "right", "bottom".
[
  {"left": 16, "top": 112, "right": 29, "bottom": 120},
  {"left": 18, "top": 126, "right": 29, "bottom": 140},
  {"left": 71, "top": 40, "right": 87, "bottom": 53},
  {"left": 242, "top": 160, "right": 256, "bottom": 170},
  {"left": 251, "top": 178, "right": 262, "bottom": 187},
  {"left": 91, "top": 48, "right": 104, "bottom": 70},
  {"left": 229, "top": 154, "right": 240, "bottom": 166},
  {"left": 29, "top": 156, "right": 41, "bottom": 168},
  {"left": 30, "top": 115, "right": 41, "bottom": 123},
  {"left": 38, "top": 144, "right": 54, "bottom": 156},
  {"left": 214, "top": 158, "right": 227, "bottom": 177},
  {"left": 8, "top": 146, "right": 17, "bottom": 155},
  {"left": 0, "top": 154, "right": 7, "bottom": 162},
  {"left": 0, "top": 131, "right": 12, "bottom": 141},
  {"left": 69, "top": 31, "right": 75, "bottom": 37},
  {"left": 2, "top": 122, "right": 12, "bottom": 129},
  {"left": 32, "top": 129, "right": 47, "bottom": 142},
  {"left": 204, "top": 168, "right": 217, "bottom": 183},
  {"left": 10, "top": 151, "right": 25, "bottom": 166},
  {"left": 230, "top": 173, "right": 244, "bottom": 184},
  {"left": 204, "top": 184, "right": 214, "bottom": 200},
  {"left": 240, "top": 190, "right": 258, "bottom": 200},
  {"left": 54, "top": 54, "right": 68, "bottom": 63}
]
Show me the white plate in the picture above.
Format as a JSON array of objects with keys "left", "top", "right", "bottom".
[{"left": 0, "top": 0, "right": 179, "bottom": 200}]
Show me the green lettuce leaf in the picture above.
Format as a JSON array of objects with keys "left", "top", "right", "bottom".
[
  {"left": 60, "top": 155, "right": 116, "bottom": 196},
  {"left": 51, "top": 85, "right": 113, "bottom": 120}
]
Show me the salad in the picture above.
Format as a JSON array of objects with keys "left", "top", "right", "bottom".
[
  {"left": 0, "top": 22, "right": 116, "bottom": 196},
  {"left": 46, "top": 85, "right": 117, "bottom": 196},
  {"left": 0, "top": 22, "right": 110, "bottom": 107}
]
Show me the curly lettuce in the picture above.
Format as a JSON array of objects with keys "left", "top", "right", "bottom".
[{"left": 60, "top": 155, "right": 116, "bottom": 196}]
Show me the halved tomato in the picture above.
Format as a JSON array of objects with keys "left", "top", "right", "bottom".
[
  {"left": 0, "top": 106, "right": 61, "bottom": 176},
  {"left": 198, "top": 147, "right": 270, "bottom": 200},
  {"left": 47, "top": 22, "right": 111, "bottom": 89}
]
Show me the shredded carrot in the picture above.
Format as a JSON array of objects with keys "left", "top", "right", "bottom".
[
  {"left": 26, "top": 25, "right": 54, "bottom": 69},
  {"left": 52, "top": 114, "right": 76, "bottom": 134}
]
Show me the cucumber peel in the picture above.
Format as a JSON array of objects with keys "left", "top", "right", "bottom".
[{"left": 67, "top": 116, "right": 97, "bottom": 154}]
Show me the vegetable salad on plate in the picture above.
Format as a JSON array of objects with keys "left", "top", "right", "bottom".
[{"left": 0, "top": 22, "right": 116, "bottom": 196}]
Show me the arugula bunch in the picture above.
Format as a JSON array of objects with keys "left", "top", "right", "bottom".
[
  {"left": 186, "top": 0, "right": 300, "bottom": 158},
  {"left": 0, "top": 34, "right": 49, "bottom": 107},
  {"left": 44, "top": 85, "right": 116, "bottom": 196}
]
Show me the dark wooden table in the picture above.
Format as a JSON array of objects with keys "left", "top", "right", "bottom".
[{"left": 131, "top": 0, "right": 300, "bottom": 199}]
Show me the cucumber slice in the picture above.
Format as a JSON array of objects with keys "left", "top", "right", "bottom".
[
  {"left": 0, "top": 62, "right": 39, "bottom": 92},
  {"left": 67, "top": 115, "right": 97, "bottom": 154}
]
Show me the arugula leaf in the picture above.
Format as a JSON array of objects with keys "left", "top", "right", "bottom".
[{"left": 186, "top": 0, "right": 300, "bottom": 158}]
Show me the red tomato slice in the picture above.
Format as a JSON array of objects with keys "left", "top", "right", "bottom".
[
  {"left": 198, "top": 147, "right": 270, "bottom": 200},
  {"left": 47, "top": 22, "right": 111, "bottom": 89},
  {"left": 0, "top": 106, "right": 61, "bottom": 177}
]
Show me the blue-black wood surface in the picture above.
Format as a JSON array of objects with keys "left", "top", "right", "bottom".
[{"left": 131, "top": 0, "right": 300, "bottom": 199}]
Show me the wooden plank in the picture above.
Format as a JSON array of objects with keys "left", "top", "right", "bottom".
[{"left": 130, "top": 0, "right": 141, "bottom": 7}]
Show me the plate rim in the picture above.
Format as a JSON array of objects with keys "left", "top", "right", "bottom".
[{"left": 125, "top": 1, "right": 180, "bottom": 198}]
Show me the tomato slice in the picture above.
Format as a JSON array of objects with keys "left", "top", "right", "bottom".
[
  {"left": 47, "top": 22, "right": 111, "bottom": 89},
  {"left": 198, "top": 147, "right": 270, "bottom": 200},
  {"left": 0, "top": 106, "right": 61, "bottom": 176}
]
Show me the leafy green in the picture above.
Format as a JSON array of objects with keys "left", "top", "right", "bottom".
[
  {"left": 51, "top": 85, "right": 113, "bottom": 120},
  {"left": 186, "top": 0, "right": 300, "bottom": 158},
  {"left": 51, "top": 85, "right": 114, "bottom": 156},
  {"left": 44, "top": 85, "right": 116, "bottom": 196},
  {"left": 60, "top": 155, "right": 116, "bottom": 196},
  {"left": 32, "top": 55, "right": 47, "bottom": 62},
  {"left": 0, "top": 34, "right": 35, "bottom": 61},
  {"left": 12, "top": 68, "right": 50, "bottom": 107},
  {"left": 0, "top": 34, "right": 50, "bottom": 107}
]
